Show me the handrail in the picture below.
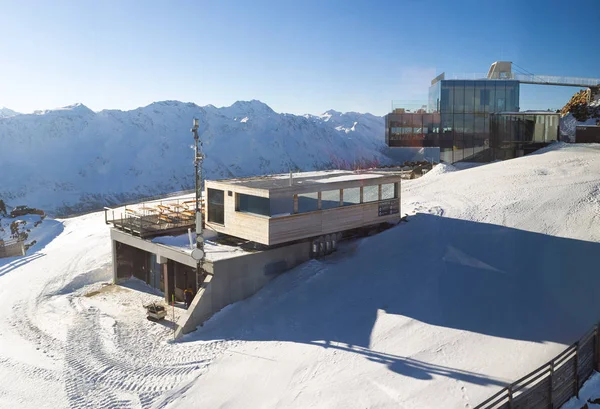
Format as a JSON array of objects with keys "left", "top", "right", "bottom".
[
  {"left": 475, "top": 323, "right": 599, "bottom": 408},
  {"left": 445, "top": 72, "right": 600, "bottom": 87}
]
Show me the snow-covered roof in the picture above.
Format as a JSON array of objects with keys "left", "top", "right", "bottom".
[
  {"left": 208, "top": 169, "right": 403, "bottom": 191},
  {"left": 151, "top": 232, "right": 248, "bottom": 262}
]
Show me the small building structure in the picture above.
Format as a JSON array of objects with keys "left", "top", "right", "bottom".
[
  {"left": 106, "top": 169, "right": 403, "bottom": 336},
  {"left": 575, "top": 125, "right": 600, "bottom": 143},
  {"left": 204, "top": 169, "right": 402, "bottom": 246}
]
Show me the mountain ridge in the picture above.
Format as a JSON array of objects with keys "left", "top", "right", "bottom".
[{"left": 0, "top": 99, "right": 387, "bottom": 215}]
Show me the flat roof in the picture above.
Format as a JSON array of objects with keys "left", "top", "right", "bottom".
[
  {"left": 151, "top": 233, "right": 249, "bottom": 262},
  {"left": 494, "top": 111, "right": 560, "bottom": 115},
  {"left": 207, "top": 169, "right": 404, "bottom": 191}
]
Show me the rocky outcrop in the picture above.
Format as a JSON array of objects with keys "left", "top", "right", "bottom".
[{"left": 561, "top": 89, "right": 600, "bottom": 122}]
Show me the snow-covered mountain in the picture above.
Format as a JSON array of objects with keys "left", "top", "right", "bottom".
[
  {"left": 0, "top": 100, "right": 386, "bottom": 215},
  {"left": 0, "top": 107, "right": 20, "bottom": 118}
]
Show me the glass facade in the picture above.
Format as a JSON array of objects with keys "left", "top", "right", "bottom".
[
  {"left": 436, "top": 79, "right": 519, "bottom": 163},
  {"left": 386, "top": 112, "right": 441, "bottom": 147},
  {"left": 490, "top": 113, "right": 559, "bottom": 160},
  {"left": 387, "top": 79, "right": 522, "bottom": 163}
]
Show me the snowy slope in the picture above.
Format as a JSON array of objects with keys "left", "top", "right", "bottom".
[
  {"left": 2, "top": 143, "right": 600, "bottom": 409},
  {"left": 166, "top": 143, "right": 600, "bottom": 409},
  {"left": 0, "top": 100, "right": 386, "bottom": 215}
]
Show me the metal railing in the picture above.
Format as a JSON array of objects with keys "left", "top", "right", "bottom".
[
  {"left": 104, "top": 194, "right": 204, "bottom": 239},
  {"left": 445, "top": 73, "right": 600, "bottom": 88},
  {"left": 475, "top": 324, "right": 599, "bottom": 409},
  {"left": 390, "top": 101, "right": 430, "bottom": 113}
]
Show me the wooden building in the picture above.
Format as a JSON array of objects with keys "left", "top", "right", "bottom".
[{"left": 204, "top": 170, "right": 402, "bottom": 246}]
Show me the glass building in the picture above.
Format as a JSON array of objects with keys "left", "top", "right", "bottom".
[
  {"left": 384, "top": 78, "right": 560, "bottom": 163},
  {"left": 490, "top": 112, "right": 559, "bottom": 160},
  {"left": 431, "top": 79, "right": 520, "bottom": 162}
]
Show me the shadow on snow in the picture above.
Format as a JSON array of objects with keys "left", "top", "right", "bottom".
[{"left": 184, "top": 213, "right": 600, "bottom": 386}]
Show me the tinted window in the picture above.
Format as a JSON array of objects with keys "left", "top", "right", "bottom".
[
  {"left": 207, "top": 188, "right": 225, "bottom": 224},
  {"left": 238, "top": 194, "right": 270, "bottom": 216}
]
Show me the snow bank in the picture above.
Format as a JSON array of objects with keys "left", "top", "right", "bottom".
[{"left": 421, "top": 162, "right": 457, "bottom": 177}]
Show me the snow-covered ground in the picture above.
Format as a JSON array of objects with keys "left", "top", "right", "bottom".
[{"left": 2, "top": 143, "right": 600, "bottom": 408}]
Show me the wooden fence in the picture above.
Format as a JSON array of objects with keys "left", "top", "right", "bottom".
[
  {"left": 475, "top": 325, "right": 599, "bottom": 409},
  {"left": 0, "top": 239, "right": 25, "bottom": 258}
]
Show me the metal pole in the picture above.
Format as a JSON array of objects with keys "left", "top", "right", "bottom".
[{"left": 192, "top": 118, "right": 205, "bottom": 294}]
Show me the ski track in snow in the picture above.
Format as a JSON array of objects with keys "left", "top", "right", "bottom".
[{"left": 0, "top": 212, "right": 240, "bottom": 409}]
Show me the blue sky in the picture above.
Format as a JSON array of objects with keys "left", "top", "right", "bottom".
[{"left": 0, "top": 0, "right": 598, "bottom": 115}]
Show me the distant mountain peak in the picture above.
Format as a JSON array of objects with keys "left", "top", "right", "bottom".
[
  {"left": 229, "top": 100, "right": 275, "bottom": 114},
  {"left": 0, "top": 107, "right": 20, "bottom": 118},
  {"left": 34, "top": 103, "right": 95, "bottom": 116}
]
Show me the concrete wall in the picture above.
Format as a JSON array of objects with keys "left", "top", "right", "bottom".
[
  {"left": 175, "top": 240, "right": 312, "bottom": 337},
  {"left": 0, "top": 241, "right": 25, "bottom": 258},
  {"left": 110, "top": 229, "right": 197, "bottom": 270}
]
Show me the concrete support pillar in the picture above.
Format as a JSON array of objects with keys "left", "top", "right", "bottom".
[
  {"left": 112, "top": 240, "right": 118, "bottom": 283},
  {"left": 162, "top": 262, "right": 171, "bottom": 303}
]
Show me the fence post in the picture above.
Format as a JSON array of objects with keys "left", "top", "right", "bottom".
[
  {"left": 549, "top": 361, "right": 554, "bottom": 409},
  {"left": 507, "top": 386, "right": 513, "bottom": 409},
  {"left": 574, "top": 341, "right": 580, "bottom": 398},
  {"left": 595, "top": 326, "right": 600, "bottom": 372}
]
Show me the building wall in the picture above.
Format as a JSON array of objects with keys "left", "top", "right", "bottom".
[
  {"left": 205, "top": 190, "right": 270, "bottom": 243},
  {"left": 438, "top": 79, "right": 520, "bottom": 163},
  {"left": 269, "top": 198, "right": 400, "bottom": 245},
  {"left": 490, "top": 113, "right": 559, "bottom": 153},
  {"left": 205, "top": 177, "right": 402, "bottom": 246},
  {"left": 576, "top": 126, "right": 600, "bottom": 143},
  {"left": 175, "top": 240, "right": 312, "bottom": 336},
  {"left": 0, "top": 241, "right": 25, "bottom": 258}
]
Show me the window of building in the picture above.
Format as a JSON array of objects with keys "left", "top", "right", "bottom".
[
  {"left": 207, "top": 188, "right": 225, "bottom": 224},
  {"left": 381, "top": 183, "right": 397, "bottom": 200},
  {"left": 343, "top": 187, "right": 360, "bottom": 205},
  {"left": 298, "top": 192, "right": 318, "bottom": 213},
  {"left": 270, "top": 196, "right": 293, "bottom": 216},
  {"left": 453, "top": 81, "right": 465, "bottom": 114},
  {"left": 363, "top": 185, "right": 379, "bottom": 202},
  {"left": 321, "top": 189, "right": 341, "bottom": 209},
  {"left": 464, "top": 81, "right": 475, "bottom": 113},
  {"left": 237, "top": 193, "right": 270, "bottom": 216}
]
